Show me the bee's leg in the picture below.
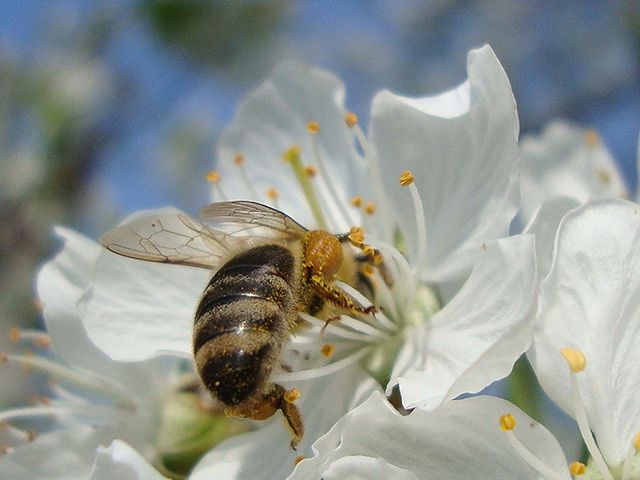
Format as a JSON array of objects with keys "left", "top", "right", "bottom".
[
  {"left": 263, "top": 384, "right": 304, "bottom": 450},
  {"left": 309, "top": 273, "right": 377, "bottom": 316}
]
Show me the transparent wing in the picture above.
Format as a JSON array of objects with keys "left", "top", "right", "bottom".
[
  {"left": 199, "top": 201, "right": 308, "bottom": 239},
  {"left": 99, "top": 212, "right": 248, "bottom": 269}
]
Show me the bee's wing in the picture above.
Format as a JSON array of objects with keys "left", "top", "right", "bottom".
[
  {"left": 100, "top": 212, "right": 247, "bottom": 269},
  {"left": 199, "top": 201, "right": 308, "bottom": 239}
]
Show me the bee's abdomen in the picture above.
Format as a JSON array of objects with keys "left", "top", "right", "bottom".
[{"left": 193, "top": 244, "right": 295, "bottom": 406}]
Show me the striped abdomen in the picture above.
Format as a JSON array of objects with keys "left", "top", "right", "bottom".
[{"left": 193, "top": 244, "right": 295, "bottom": 407}]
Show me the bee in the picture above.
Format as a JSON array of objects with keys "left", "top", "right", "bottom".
[{"left": 100, "top": 201, "right": 378, "bottom": 448}]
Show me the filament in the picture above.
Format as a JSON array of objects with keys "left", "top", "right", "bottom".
[
  {"left": 504, "top": 429, "right": 567, "bottom": 480},
  {"left": 283, "top": 147, "right": 328, "bottom": 230},
  {"left": 272, "top": 347, "right": 371, "bottom": 382},
  {"left": 406, "top": 182, "right": 428, "bottom": 276}
]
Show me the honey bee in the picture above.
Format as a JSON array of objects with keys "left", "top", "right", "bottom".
[{"left": 100, "top": 201, "right": 378, "bottom": 448}]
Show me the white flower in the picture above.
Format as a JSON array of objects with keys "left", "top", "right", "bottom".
[
  {"left": 76, "top": 45, "right": 536, "bottom": 477},
  {"left": 527, "top": 199, "right": 640, "bottom": 479},
  {"left": 519, "top": 121, "right": 628, "bottom": 224}
]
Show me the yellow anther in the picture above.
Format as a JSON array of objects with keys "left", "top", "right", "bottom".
[
  {"left": 284, "top": 388, "right": 301, "bottom": 403},
  {"left": 361, "top": 264, "right": 375, "bottom": 276},
  {"left": 499, "top": 413, "right": 517, "bottom": 431},
  {"left": 233, "top": 153, "right": 245, "bottom": 165},
  {"left": 596, "top": 168, "right": 612, "bottom": 186},
  {"left": 0, "top": 352, "right": 6, "bottom": 363},
  {"left": 569, "top": 461, "right": 586, "bottom": 475},
  {"left": 633, "top": 432, "right": 640, "bottom": 451},
  {"left": 267, "top": 187, "right": 279, "bottom": 200},
  {"left": 584, "top": 129, "right": 599, "bottom": 147},
  {"left": 283, "top": 145, "right": 302, "bottom": 162},
  {"left": 348, "top": 226, "right": 365, "bottom": 245},
  {"left": 560, "top": 348, "right": 587, "bottom": 373},
  {"left": 0, "top": 444, "right": 8, "bottom": 455},
  {"left": 307, "top": 121, "right": 320, "bottom": 134},
  {"left": 304, "top": 165, "right": 318, "bottom": 177},
  {"left": 34, "top": 337, "right": 51, "bottom": 348},
  {"left": 294, "top": 455, "right": 305, "bottom": 465},
  {"left": 364, "top": 202, "right": 376, "bottom": 215},
  {"left": 363, "top": 245, "right": 375, "bottom": 257},
  {"left": 27, "top": 431, "right": 37, "bottom": 442},
  {"left": 9, "top": 327, "right": 20, "bottom": 343},
  {"left": 399, "top": 170, "right": 415, "bottom": 186},
  {"left": 351, "top": 195, "right": 363, "bottom": 207},
  {"left": 206, "top": 171, "right": 221, "bottom": 183},
  {"left": 345, "top": 112, "right": 359, "bottom": 128},
  {"left": 373, "top": 252, "right": 383, "bottom": 266},
  {"left": 321, "top": 344, "right": 336, "bottom": 358}
]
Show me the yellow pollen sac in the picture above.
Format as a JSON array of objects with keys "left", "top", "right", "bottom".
[
  {"left": 321, "top": 344, "right": 336, "bottom": 358},
  {"left": 364, "top": 202, "right": 376, "bottom": 215},
  {"left": 284, "top": 388, "right": 301, "bottom": 403},
  {"left": 233, "top": 153, "right": 245, "bottom": 165},
  {"left": 633, "top": 432, "right": 640, "bottom": 451},
  {"left": 348, "top": 226, "right": 365, "bottom": 245},
  {"left": 584, "top": 129, "right": 600, "bottom": 147},
  {"left": 267, "top": 187, "right": 279, "bottom": 200},
  {"left": 596, "top": 168, "right": 612, "bottom": 186},
  {"left": 0, "top": 352, "right": 7, "bottom": 363},
  {"left": 206, "top": 171, "right": 221, "bottom": 183},
  {"left": 560, "top": 348, "right": 587, "bottom": 373},
  {"left": 307, "top": 121, "right": 320, "bottom": 134},
  {"left": 569, "top": 461, "right": 586, "bottom": 475},
  {"left": 399, "top": 170, "right": 415, "bottom": 186},
  {"left": 304, "top": 165, "right": 318, "bottom": 177},
  {"left": 9, "top": 327, "right": 20, "bottom": 343},
  {"left": 283, "top": 145, "right": 302, "bottom": 162},
  {"left": 294, "top": 455, "right": 305, "bottom": 465},
  {"left": 351, "top": 195, "right": 363, "bottom": 207},
  {"left": 499, "top": 413, "right": 517, "bottom": 431},
  {"left": 362, "top": 264, "right": 375, "bottom": 276},
  {"left": 345, "top": 112, "right": 358, "bottom": 128},
  {"left": 362, "top": 245, "right": 375, "bottom": 257}
]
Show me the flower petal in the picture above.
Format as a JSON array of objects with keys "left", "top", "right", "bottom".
[
  {"left": 369, "top": 45, "right": 519, "bottom": 284},
  {"left": 291, "top": 393, "right": 570, "bottom": 480},
  {"left": 523, "top": 196, "right": 581, "bottom": 280},
  {"left": 79, "top": 211, "right": 209, "bottom": 361},
  {"left": 321, "top": 456, "right": 419, "bottom": 480},
  {"left": 191, "top": 365, "right": 379, "bottom": 480},
  {"left": 520, "top": 121, "right": 627, "bottom": 223},
  {"left": 529, "top": 199, "right": 640, "bottom": 466},
  {"left": 90, "top": 440, "right": 165, "bottom": 480},
  {"left": 390, "top": 234, "right": 536, "bottom": 410},
  {"left": 217, "top": 63, "right": 362, "bottom": 231}
]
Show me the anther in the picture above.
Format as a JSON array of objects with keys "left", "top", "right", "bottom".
[
  {"left": 399, "top": 170, "right": 415, "bottom": 186},
  {"left": 233, "top": 153, "right": 245, "bottom": 165},
  {"left": 267, "top": 187, "right": 279, "bottom": 200},
  {"left": 584, "top": 129, "right": 599, "bottom": 147},
  {"left": 9, "top": 327, "right": 20, "bottom": 343},
  {"left": 363, "top": 245, "right": 375, "bottom": 257},
  {"left": 294, "top": 455, "right": 305, "bottom": 465},
  {"left": 283, "top": 146, "right": 302, "bottom": 162},
  {"left": 345, "top": 112, "right": 358, "bottom": 128},
  {"left": 304, "top": 165, "right": 318, "bottom": 177},
  {"left": 364, "top": 202, "right": 376, "bottom": 215},
  {"left": 596, "top": 168, "right": 612, "bottom": 186},
  {"left": 284, "top": 388, "right": 301, "bottom": 403},
  {"left": 634, "top": 432, "right": 640, "bottom": 451},
  {"left": 0, "top": 444, "right": 8, "bottom": 455},
  {"left": 570, "top": 462, "right": 586, "bottom": 476},
  {"left": 351, "top": 196, "right": 363, "bottom": 207},
  {"left": 321, "top": 344, "right": 335, "bottom": 358},
  {"left": 206, "top": 171, "right": 221, "bottom": 183},
  {"left": 0, "top": 352, "right": 7, "bottom": 363},
  {"left": 348, "top": 226, "right": 365, "bottom": 245},
  {"left": 560, "top": 348, "right": 586, "bottom": 373},
  {"left": 27, "top": 430, "right": 37, "bottom": 442},
  {"left": 307, "top": 121, "right": 320, "bottom": 134},
  {"left": 499, "top": 413, "right": 516, "bottom": 431},
  {"left": 362, "top": 264, "right": 375, "bottom": 276}
]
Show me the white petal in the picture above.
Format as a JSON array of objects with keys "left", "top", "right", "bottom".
[
  {"left": 90, "top": 440, "right": 165, "bottom": 480},
  {"left": 529, "top": 199, "right": 640, "bottom": 466},
  {"left": 523, "top": 196, "right": 581, "bottom": 280},
  {"left": 390, "top": 235, "right": 536, "bottom": 410},
  {"left": 191, "top": 365, "right": 379, "bottom": 480},
  {"left": 520, "top": 121, "right": 627, "bottom": 223},
  {"left": 369, "top": 45, "right": 520, "bottom": 284},
  {"left": 79, "top": 211, "right": 210, "bottom": 360},
  {"left": 321, "top": 456, "right": 419, "bottom": 480},
  {"left": 37, "top": 228, "right": 178, "bottom": 393},
  {"left": 292, "top": 393, "right": 570, "bottom": 480},
  {"left": 217, "top": 63, "right": 362, "bottom": 231}
]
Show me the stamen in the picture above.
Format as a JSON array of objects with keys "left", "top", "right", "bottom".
[
  {"left": 321, "top": 344, "right": 336, "bottom": 358},
  {"left": 561, "top": 348, "right": 613, "bottom": 480},
  {"left": 233, "top": 153, "right": 259, "bottom": 199},
  {"left": 297, "top": 313, "right": 379, "bottom": 343},
  {"left": 267, "top": 187, "right": 280, "bottom": 208},
  {"left": 400, "top": 170, "right": 427, "bottom": 276},
  {"left": 584, "top": 129, "right": 599, "bottom": 147},
  {"left": 294, "top": 455, "right": 305, "bottom": 465},
  {"left": 348, "top": 226, "right": 365, "bottom": 246},
  {"left": 307, "top": 121, "right": 320, "bottom": 134},
  {"left": 9, "top": 327, "right": 20, "bottom": 343},
  {"left": 8, "top": 328, "right": 51, "bottom": 348},
  {"left": 0, "top": 406, "right": 73, "bottom": 423},
  {"left": 333, "top": 281, "right": 397, "bottom": 333},
  {"left": 499, "top": 413, "right": 567, "bottom": 480},
  {"left": 206, "top": 171, "right": 228, "bottom": 201},
  {"left": 620, "top": 433, "right": 640, "bottom": 480},
  {"left": 272, "top": 347, "right": 371, "bottom": 382},
  {"left": 569, "top": 462, "right": 586, "bottom": 476},
  {"left": 364, "top": 202, "right": 376, "bottom": 215},
  {"left": 283, "top": 146, "right": 328, "bottom": 230},
  {"left": 304, "top": 165, "right": 318, "bottom": 177},
  {"left": 345, "top": 112, "right": 358, "bottom": 128},
  {"left": 284, "top": 388, "right": 301, "bottom": 403},
  {"left": 351, "top": 196, "right": 363, "bottom": 207}
]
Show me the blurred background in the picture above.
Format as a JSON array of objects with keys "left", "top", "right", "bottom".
[{"left": 1, "top": 0, "right": 639, "bottom": 461}]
